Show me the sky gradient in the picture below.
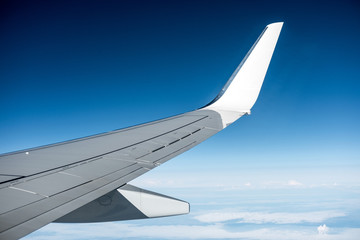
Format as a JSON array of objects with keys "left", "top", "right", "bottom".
[{"left": 1, "top": 0, "right": 360, "bottom": 239}]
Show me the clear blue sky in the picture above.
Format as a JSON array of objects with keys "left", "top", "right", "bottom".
[{"left": 1, "top": 0, "right": 359, "bottom": 239}]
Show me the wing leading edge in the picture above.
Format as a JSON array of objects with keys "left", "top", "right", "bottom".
[{"left": 0, "top": 22, "right": 283, "bottom": 239}]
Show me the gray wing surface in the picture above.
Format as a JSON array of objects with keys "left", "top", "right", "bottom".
[
  {"left": 0, "top": 110, "right": 224, "bottom": 239},
  {"left": 0, "top": 22, "right": 283, "bottom": 239}
]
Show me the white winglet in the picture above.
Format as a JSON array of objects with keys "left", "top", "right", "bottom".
[{"left": 204, "top": 22, "right": 283, "bottom": 127}]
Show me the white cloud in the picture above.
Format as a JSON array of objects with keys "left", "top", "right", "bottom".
[
  {"left": 318, "top": 224, "right": 330, "bottom": 235},
  {"left": 24, "top": 223, "right": 360, "bottom": 240},
  {"left": 194, "top": 210, "right": 346, "bottom": 224},
  {"left": 287, "top": 180, "right": 303, "bottom": 186},
  {"left": 245, "top": 182, "right": 252, "bottom": 187}
]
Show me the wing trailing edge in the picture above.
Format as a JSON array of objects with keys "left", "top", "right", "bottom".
[{"left": 56, "top": 184, "right": 189, "bottom": 223}]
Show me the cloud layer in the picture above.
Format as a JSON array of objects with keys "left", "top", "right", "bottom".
[
  {"left": 194, "top": 210, "right": 346, "bottom": 224},
  {"left": 25, "top": 222, "right": 360, "bottom": 240}
]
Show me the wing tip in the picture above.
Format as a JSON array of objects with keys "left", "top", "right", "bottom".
[
  {"left": 266, "top": 22, "right": 284, "bottom": 33},
  {"left": 267, "top": 22, "right": 284, "bottom": 27},
  {"left": 203, "top": 22, "right": 283, "bottom": 128}
]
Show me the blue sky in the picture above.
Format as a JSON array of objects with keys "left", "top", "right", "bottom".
[{"left": 1, "top": 0, "right": 360, "bottom": 239}]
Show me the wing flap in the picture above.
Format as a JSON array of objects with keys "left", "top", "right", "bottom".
[
  {"left": 62, "top": 158, "right": 135, "bottom": 181},
  {"left": 56, "top": 184, "right": 189, "bottom": 223},
  {"left": 0, "top": 188, "right": 45, "bottom": 215},
  {"left": 12, "top": 172, "right": 89, "bottom": 197},
  {"left": 0, "top": 114, "right": 205, "bottom": 177}
]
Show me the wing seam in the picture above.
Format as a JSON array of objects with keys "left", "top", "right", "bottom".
[{"left": 1, "top": 115, "right": 209, "bottom": 186}]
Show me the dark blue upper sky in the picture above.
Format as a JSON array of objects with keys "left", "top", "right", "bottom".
[{"left": 1, "top": 0, "right": 359, "bottom": 167}]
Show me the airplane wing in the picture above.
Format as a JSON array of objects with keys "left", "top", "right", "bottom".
[{"left": 0, "top": 22, "right": 283, "bottom": 239}]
